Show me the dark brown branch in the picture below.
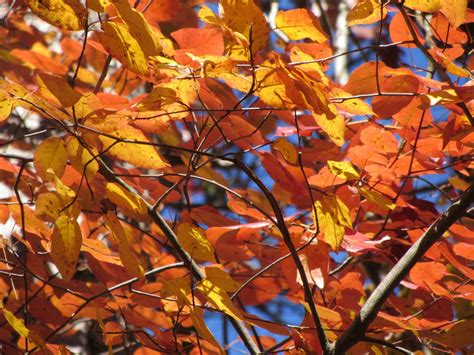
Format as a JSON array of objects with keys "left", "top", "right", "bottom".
[{"left": 329, "top": 183, "right": 474, "bottom": 353}]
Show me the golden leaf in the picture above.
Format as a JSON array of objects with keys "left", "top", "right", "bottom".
[
  {"left": 51, "top": 215, "right": 82, "bottom": 282},
  {"left": 313, "top": 194, "right": 352, "bottom": 250},
  {"left": 103, "top": 211, "right": 145, "bottom": 279},
  {"left": 105, "top": 182, "right": 148, "bottom": 216},
  {"left": 176, "top": 223, "right": 216, "bottom": 262},
  {"left": 276, "top": 9, "right": 328, "bottom": 43},
  {"left": 34, "top": 137, "right": 68, "bottom": 181}
]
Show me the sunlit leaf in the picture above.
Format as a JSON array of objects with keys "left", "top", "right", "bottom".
[
  {"left": 273, "top": 138, "right": 298, "bottom": 164},
  {"left": 51, "top": 215, "right": 82, "bottom": 282},
  {"left": 347, "top": 0, "right": 387, "bottom": 26},
  {"left": 221, "top": 0, "right": 269, "bottom": 55},
  {"left": 313, "top": 194, "right": 352, "bottom": 250},
  {"left": 105, "top": 182, "right": 148, "bottom": 216},
  {"left": 0, "top": 303, "right": 46, "bottom": 350},
  {"left": 36, "top": 73, "right": 82, "bottom": 107},
  {"left": 176, "top": 223, "right": 215, "bottom": 262},
  {"left": 275, "top": 9, "right": 328, "bottom": 43},
  {"left": 191, "top": 307, "right": 225, "bottom": 354},
  {"left": 65, "top": 136, "right": 99, "bottom": 180},
  {"left": 99, "top": 126, "right": 169, "bottom": 169},
  {"left": 34, "top": 137, "right": 68, "bottom": 181},
  {"left": 197, "top": 278, "right": 243, "bottom": 321},
  {"left": 97, "top": 21, "right": 149, "bottom": 75},
  {"left": 25, "top": 0, "right": 87, "bottom": 31},
  {"left": 112, "top": 0, "right": 162, "bottom": 57},
  {"left": 327, "top": 160, "right": 360, "bottom": 180},
  {"left": 103, "top": 211, "right": 145, "bottom": 279},
  {"left": 359, "top": 187, "right": 396, "bottom": 210}
]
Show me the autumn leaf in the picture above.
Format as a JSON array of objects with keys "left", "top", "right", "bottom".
[
  {"left": 34, "top": 137, "right": 68, "bottom": 181},
  {"left": 219, "top": 0, "right": 269, "bottom": 58},
  {"left": 0, "top": 92, "right": 13, "bottom": 123},
  {"left": 197, "top": 278, "right": 243, "bottom": 321},
  {"left": 0, "top": 302, "right": 46, "bottom": 350},
  {"left": 273, "top": 138, "right": 298, "bottom": 164},
  {"left": 99, "top": 126, "right": 169, "bottom": 169},
  {"left": 359, "top": 187, "right": 396, "bottom": 210},
  {"left": 176, "top": 223, "right": 215, "bottom": 262},
  {"left": 103, "top": 211, "right": 145, "bottom": 279},
  {"left": 51, "top": 215, "right": 82, "bottom": 282},
  {"left": 65, "top": 136, "right": 99, "bottom": 180},
  {"left": 347, "top": 0, "right": 387, "bottom": 26},
  {"left": 36, "top": 73, "right": 82, "bottom": 107},
  {"left": 327, "top": 160, "right": 360, "bottom": 180},
  {"left": 98, "top": 21, "right": 149, "bottom": 75},
  {"left": 313, "top": 194, "right": 352, "bottom": 250},
  {"left": 191, "top": 307, "right": 225, "bottom": 354},
  {"left": 87, "top": 0, "right": 109, "bottom": 12},
  {"left": 25, "top": 0, "right": 87, "bottom": 31},
  {"left": 275, "top": 9, "right": 328, "bottom": 43},
  {"left": 404, "top": 0, "right": 467, "bottom": 28},
  {"left": 105, "top": 182, "right": 148, "bottom": 216},
  {"left": 111, "top": 0, "right": 162, "bottom": 57}
]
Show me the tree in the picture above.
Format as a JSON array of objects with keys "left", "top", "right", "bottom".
[{"left": 0, "top": 0, "right": 473, "bottom": 353}]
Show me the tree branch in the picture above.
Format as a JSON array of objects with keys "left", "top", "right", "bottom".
[{"left": 329, "top": 183, "right": 474, "bottom": 353}]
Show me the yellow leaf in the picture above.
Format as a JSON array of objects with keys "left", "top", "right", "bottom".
[
  {"left": 0, "top": 303, "right": 46, "bottom": 349},
  {"left": 204, "top": 266, "right": 240, "bottom": 292},
  {"left": 87, "top": 0, "right": 109, "bottom": 12},
  {"left": 312, "top": 109, "right": 345, "bottom": 147},
  {"left": 51, "top": 172, "right": 77, "bottom": 203},
  {"left": 331, "top": 87, "right": 374, "bottom": 115},
  {"left": 139, "top": 78, "right": 198, "bottom": 119},
  {"left": 197, "top": 278, "right": 243, "bottom": 321},
  {"left": 36, "top": 191, "right": 79, "bottom": 222},
  {"left": 176, "top": 223, "right": 215, "bottom": 262},
  {"left": 34, "top": 137, "right": 68, "bottom": 181},
  {"left": 273, "top": 138, "right": 298, "bottom": 164},
  {"left": 347, "top": 0, "right": 387, "bottom": 26},
  {"left": 359, "top": 187, "right": 396, "bottom": 210},
  {"left": 432, "top": 50, "right": 470, "bottom": 77},
  {"left": 0, "top": 92, "right": 13, "bottom": 123},
  {"left": 25, "top": 0, "right": 87, "bottom": 31},
  {"left": 419, "top": 89, "right": 461, "bottom": 107},
  {"left": 198, "top": 4, "right": 221, "bottom": 25},
  {"left": 98, "top": 21, "right": 148, "bottom": 75},
  {"left": 103, "top": 211, "right": 144, "bottom": 279},
  {"left": 313, "top": 194, "right": 352, "bottom": 250},
  {"left": 276, "top": 9, "right": 328, "bottom": 43},
  {"left": 404, "top": 0, "right": 466, "bottom": 28},
  {"left": 439, "top": 0, "right": 467, "bottom": 28},
  {"left": 36, "top": 73, "right": 82, "bottom": 107},
  {"left": 403, "top": 0, "right": 441, "bottom": 12},
  {"left": 191, "top": 307, "right": 225, "bottom": 354},
  {"left": 98, "top": 125, "right": 168, "bottom": 169},
  {"left": 105, "top": 182, "right": 148, "bottom": 216},
  {"left": 51, "top": 215, "right": 82, "bottom": 282},
  {"left": 112, "top": 0, "right": 161, "bottom": 57},
  {"left": 160, "top": 277, "right": 192, "bottom": 306},
  {"left": 73, "top": 92, "right": 103, "bottom": 119},
  {"left": 221, "top": 0, "right": 269, "bottom": 55},
  {"left": 327, "top": 160, "right": 360, "bottom": 180},
  {"left": 65, "top": 136, "right": 99, "bottom": 180}
]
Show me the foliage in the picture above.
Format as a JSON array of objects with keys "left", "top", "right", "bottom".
[{"left": 0, "top": 0, "right": 473, "bottom": 353}]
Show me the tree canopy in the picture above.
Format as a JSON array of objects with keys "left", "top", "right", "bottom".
[{"left": 0, "top": 0, "right": 473, "bottom": 353}]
